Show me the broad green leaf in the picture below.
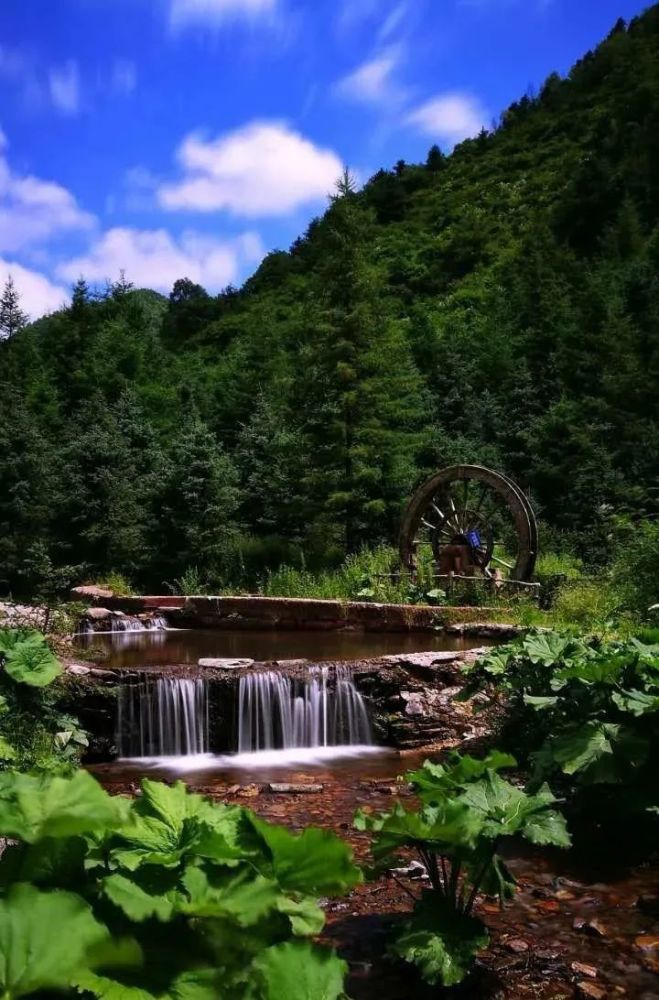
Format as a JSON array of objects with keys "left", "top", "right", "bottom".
[
  {"left": 458, "top": 773, "right": 570, "bottom": 847},
  {"left": 551, "top": 722, "right": 616, "bottom": 776},
  {"left": 612, "top": 689, "right": 659, "bottom": 716},
  {"left": 248, "top": 816, "right": 362, "bottom": 895},
  {"left": 0, "top": 769, "right": 128, "bottom": 843},
  {"left": 390, "top": 893, "right": 488, "bottom": 987},
  {"left": 0, "top": 884, "right": 110, "bottom": 997},
  {"left": 523, "top": 694, "right": 558, "bottom": 710},
  {"left": 275, "top": 895, "right": 325, "bottom": 936},
  {"left": 520, "top": 631, "right": 577, "bottom": 666},
  {"left": 102, "top": 870, "right": 183, "bottom": 922},
  {"left": 354, "top": 799, "right": 482, "bottom": 860},
  {"left": 180, "top": 865, "right": 282, "bottom": 926},
  {"left": 251, "top": 941, "right": 347, "bottom": 1000},
  {"left": 3, "top": 635, "right": 62, "bottom": 687},
  {"left": 406, "top": 752, "right": 517, "bottom": 803}
]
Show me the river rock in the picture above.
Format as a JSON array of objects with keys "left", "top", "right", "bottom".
[
  {"left": 576, "top": 982, "right": 606, "bottom": 1000},
  {"left": 198, "top": 658, "right": 255, "bottom": 670},
  {"left": 268, "top": 783, "right": 324, "bottom": 794},
  {"left": 66, "top": 664, "right": 91, "bottom": 676},
  {"left": 85, "top": 607, "right": 112, "bottom": 621},
  {"left": 572, "top": 962, "right": 598, "bottom": 978}
]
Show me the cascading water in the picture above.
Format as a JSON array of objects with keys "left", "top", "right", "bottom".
[
  {"left": 77, "top": 614, "right": 169, "bottom": 636},
  {"left": 111, "top": 615, "right": 169, "bottom": 633},
  {"left": 117, "top": 678, "right": 208, "bottom": 757},
  {"left": 237, "top": 668, "right": 372, "bottom": 752}
]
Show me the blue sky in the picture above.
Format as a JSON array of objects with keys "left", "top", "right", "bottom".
[{"left": 0, "top": 0, "right": 650, "bottom": 317}]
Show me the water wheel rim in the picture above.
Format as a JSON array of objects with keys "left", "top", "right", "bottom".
[{"left": 399, "top": 465, "right": 538, "bottom": 582}]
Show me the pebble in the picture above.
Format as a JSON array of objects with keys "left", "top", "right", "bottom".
[
  {"left": 571, "top": 962, "right": 598, "bottom": 979},
  {"left": 635, "top": 935, "right": 659, "bottom": 952},
  {"left": 573, "top": 916, "right": 607, "bottom": 937},
  {"left": 505, "top": 938, "right": 529, "bottom": 954}
]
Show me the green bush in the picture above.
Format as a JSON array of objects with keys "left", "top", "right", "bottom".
[
  {"left": 0, "top": 770, "right": 360, "bottom": 998},
  {"left": 0, "top": 630, "right": 88, "bottom": 772},
  {"left": 460, "top": 630, "right": 659, "bottom": 817},
  {"left": 355, "top": 752, "right": 569, "bottom": 987},
  {"left": 611, "top": 519, "right": 659, "bottom": 615}
]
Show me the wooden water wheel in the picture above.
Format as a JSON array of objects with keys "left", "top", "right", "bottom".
[{"left": 399, "top": 465, "right": 538, "bottom": 583}]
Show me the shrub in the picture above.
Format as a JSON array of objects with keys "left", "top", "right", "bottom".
[{"left": 460, "top": 630, "right": 659, "bottom": 817}]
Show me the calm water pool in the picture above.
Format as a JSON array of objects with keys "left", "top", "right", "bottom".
[{"left": 76, "top": 627, "right": 490, "bottom": 669}]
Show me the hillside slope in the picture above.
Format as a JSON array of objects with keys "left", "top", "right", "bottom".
[{"left": 2, "top": 7, "right": 659, "bottom": 590}]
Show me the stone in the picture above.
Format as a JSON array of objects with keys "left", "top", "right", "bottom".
[
  {"left": 236, "top": 785, "right": 260, "bottom": 798},
  {"left": 571, "top": 963, "right": 598, "bottom": 979},
  {"left": 635, "top": 935, "right": 659, "bottom": 952},
  {"left": 71, "top": 585, "right": 114, "bottom": 601},
  {"left": 198, "top": 658, "right": 255, "bottom": 670},
  {"left": 505, "top": 938, "right": 529, "bottom": 954},
  {"left": 268, "top": 783, "right": 323, "bottom": 794},
  {"left": 576, "top": 983, "right": 606, "bottom": 1000},
  {"left": 85, "top": 607, "right": 112, "bottom": 621},
  {"left": 573, "top": 916, "right": 607, "bottom": 937},
  {"left": 66, "top": 664, "right": 91, "bottom": 676},
  {"left": 401, "top": 691, "right": 426, "bottom": 716},
  {"left": 389, "top": 861, "right": 428, "bottom": 880}
]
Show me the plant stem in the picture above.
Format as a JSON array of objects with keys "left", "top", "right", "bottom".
[{"left": 464, "top": 849, "right": 496, "bottom": 916}]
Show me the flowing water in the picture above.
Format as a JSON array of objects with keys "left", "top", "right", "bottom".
[
  {"left": 78, "top": 615, "right": 169, "bottom": 636},
  {"left": 116, "top": 667, "right": 374, "bottom": 765},
  {"left": 237, "top": 668, "right": 372, "bottom": 752},
  {"left": 117, "top": 677, "right": 209, "bottom": 756}
]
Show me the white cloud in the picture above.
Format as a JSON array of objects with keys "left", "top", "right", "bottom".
[
  {"left": 406, "top": 92, "right": 486, "bottom": 143},
  {"left": 334, "top": 46, "right": 407, "bottom": 107},
  {"left": 169, "top": 0, "right": 277, "bottom": 28},
  {"left": 158, "top": 121, "right": 342, "bottom": 217},
  {"left": 49, "top": 60, "right": 81, "bottom": 114},
  {"left": 378, "top": 2, "right": 411, "bottom": 40},
  {"left": 0, "top": 259, "right": 68, "bottom": 320},
  {"left": 0, "top": 142, "right": 95, "bottom": 254},
  {"left": 111, "top": 60, "right": 137, "bottom": 97},
  {"left": 56, "top": 226, "right": 265, "bottom": 293}
]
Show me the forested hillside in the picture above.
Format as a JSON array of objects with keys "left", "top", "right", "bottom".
[{"left": 3, "top": 7, "right": 659, "bottom": 595}]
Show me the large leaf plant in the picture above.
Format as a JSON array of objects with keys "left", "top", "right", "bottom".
[
  {"left": 0, "top": 769, "right": 361, "bottom": 998},
  {"left": 355, "top": 751, "right": 570, "bottom": 988},
  {"left": 460, "top": 630, "right": 659, "bottom": 814}
]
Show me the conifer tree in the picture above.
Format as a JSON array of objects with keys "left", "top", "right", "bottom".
[
  {"left": 0, "top": 275, "right": 28, "bottom": 340},
  {"left": 295, "top": 172, "right": 428, "bottom": 554}
]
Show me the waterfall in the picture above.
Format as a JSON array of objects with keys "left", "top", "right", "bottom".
[
  {"left": 77, "top": 614, "right": 169, "bottom": 636},
  {"left": 117, "top": 678, "right": 208, "bottom": 757},
  {"left": 111, "top": 615, "right": 168, "bottom": 633},
  {"left": 237, "top": 668, "right": 372, "bottom": 752}
]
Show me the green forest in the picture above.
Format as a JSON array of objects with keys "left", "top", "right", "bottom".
[{"left": 3, "top": 7, "right": 659, "bottom": 600}]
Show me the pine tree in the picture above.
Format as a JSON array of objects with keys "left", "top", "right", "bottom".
[
  {"left": 295, "top": 175, "right": 428, "bottom": 554},
  {"left": 157, "top": 417, "right": 241, "bottom": 581},
  {"left": 0, "top": 275, "right": 28, "bottom": 340}
]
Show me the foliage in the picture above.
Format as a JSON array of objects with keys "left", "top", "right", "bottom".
[
  {"left": 354, "top": 752, "right": 569, "bottom": 986},
  {"left": 610, "top": 518, "right": 659, "bottom": 615},
  {"left": 0, "top": 630, "right": 87, "bottom": 772},
  {"left": 461, "top": 630, "right": 659, "bottom": 814},
  {"left": 0, "top": 770, "right": 359, "bottom": 998}
]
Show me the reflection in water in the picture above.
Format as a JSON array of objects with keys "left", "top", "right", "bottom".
[{"left": 77, "top": 627, "right": 488, "bottom": 669}]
